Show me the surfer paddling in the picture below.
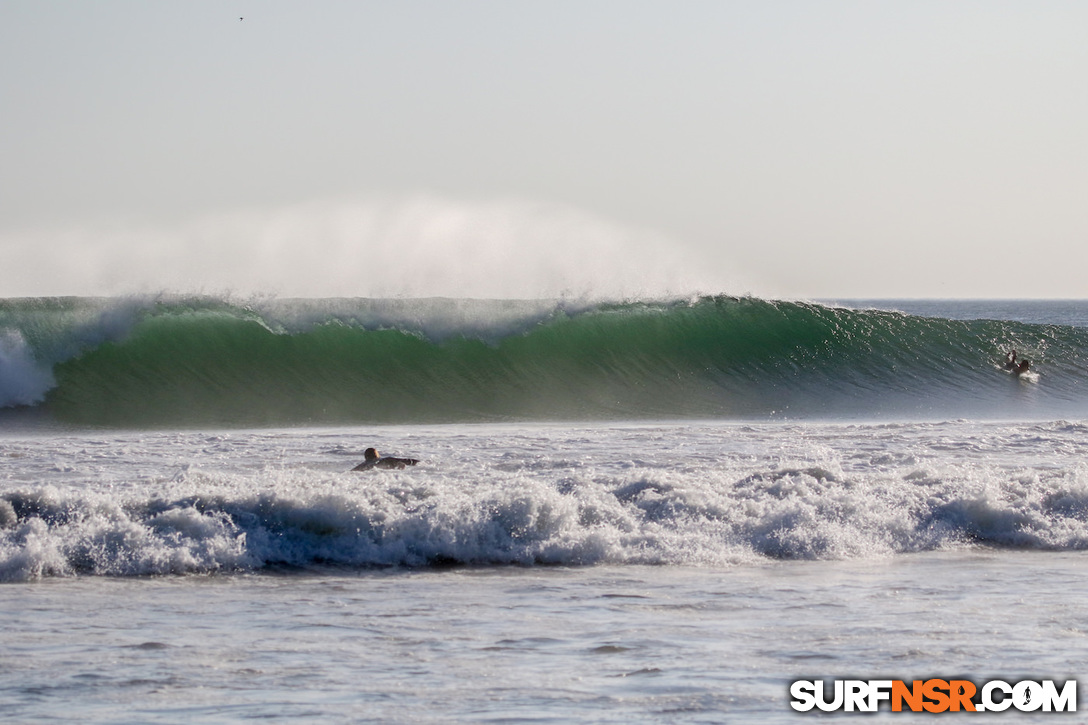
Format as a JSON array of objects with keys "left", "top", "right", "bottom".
[
  {"left": 351, "top": 447, "right": 420, "bottom": 471},
  {"left": 1003, "top": 350, "right": 1031, "bottom": 376}
]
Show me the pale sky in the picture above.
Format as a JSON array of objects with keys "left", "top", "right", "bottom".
[{"left": 1, "top": 1, "right": 1086, "bottom": 299}]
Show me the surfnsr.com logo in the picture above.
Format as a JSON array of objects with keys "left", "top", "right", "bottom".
[{"left": 790, "top": 679, "right": 1077, "bottom": 713}]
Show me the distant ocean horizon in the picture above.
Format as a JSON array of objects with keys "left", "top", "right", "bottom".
[{"left": 3, "top": 295, "right": 1087, "bottom": 722}]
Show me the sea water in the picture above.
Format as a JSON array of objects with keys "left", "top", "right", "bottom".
[{"left": 3, "top": 298, "right": 1088, "bottom": 722}]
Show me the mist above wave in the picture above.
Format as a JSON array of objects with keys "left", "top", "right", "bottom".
[{"left": 0, "top": 195, "right": 742, "bottom": 299}]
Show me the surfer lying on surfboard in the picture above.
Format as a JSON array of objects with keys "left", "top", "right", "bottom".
[
  {"left": 1003, "top": 350, "right": 1031, "bottom": 375},
  {"left": 351, "top": 447, "right": 420, "bottom": 471}
]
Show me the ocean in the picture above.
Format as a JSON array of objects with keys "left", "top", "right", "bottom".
[{"left": 2, "top": 295, "right": 1088, "bottom": 722}]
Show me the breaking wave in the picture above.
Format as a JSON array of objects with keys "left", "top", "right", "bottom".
[
  {"left": 5, "top": 449, "right": 1088, "bottom": 581},
  {"left": 2, "top": 294, "right": 1087, "bottom": 426}
]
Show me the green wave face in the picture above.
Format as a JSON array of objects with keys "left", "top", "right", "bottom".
[{"left": 7, "top": 295, "right": 1087, "bottom": 427}]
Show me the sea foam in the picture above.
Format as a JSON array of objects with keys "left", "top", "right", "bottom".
[
  {"left": 0, "top": 329, "right": 54, "bottom": 407},
  {"left": 5, "top": 421, "right": 1088, "bottom": 581}
]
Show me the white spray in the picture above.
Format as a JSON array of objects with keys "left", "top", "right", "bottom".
[{"left": 0, "top": 195, "right": 746, "bottom": 299}]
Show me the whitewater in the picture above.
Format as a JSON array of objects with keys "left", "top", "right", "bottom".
[{"left": 3, "top": 297, "right": 1088, "bottom": 722}]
